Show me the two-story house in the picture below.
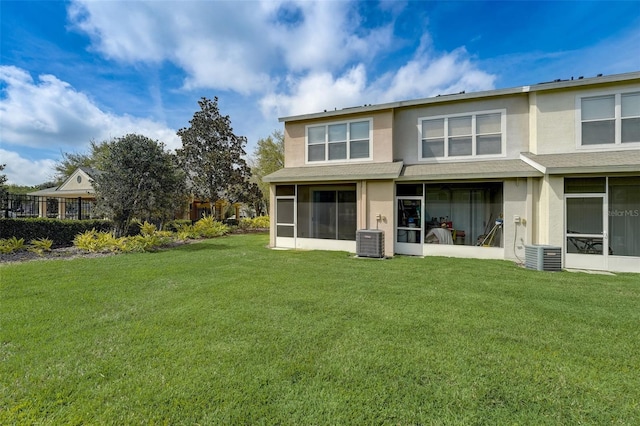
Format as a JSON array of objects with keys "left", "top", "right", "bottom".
[{"left": 264, "top": 72, "right": 640, "bottom": 273}]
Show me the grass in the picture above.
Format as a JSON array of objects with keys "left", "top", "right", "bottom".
[{"left": 1, "top": 233, "right": 639, "bottom": 424}]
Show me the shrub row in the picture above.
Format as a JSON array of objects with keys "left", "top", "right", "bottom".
[
  {"left": 239, "top": 216, "right": 270, "bottom": 230},
  {"left": 72, "top": 218, "right": 231, "bottom": 253},
  {"left": 0, "top": 218, "right": 113, "bottom": 248}
]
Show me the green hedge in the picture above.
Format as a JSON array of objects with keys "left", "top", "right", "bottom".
[{"left": 0, "top": 218, "right": 113, "bottom": 248}]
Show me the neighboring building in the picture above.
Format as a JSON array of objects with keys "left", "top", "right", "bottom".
[
  {"left": 27, "top": 167, "right": 98, "bottom": 219},
  {"left": 264, "top": 72, "right": 640, "bottom": 273}
]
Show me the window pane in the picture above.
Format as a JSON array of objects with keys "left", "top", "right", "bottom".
[
  {"left": 422, "top": 119, "right": 444, "bottom": 138},
  {"left": 397, "top": 184, "right": 423, "bottom": 196},
  {"left": 565, "top": 177, "right": 605, "bottom": 193},
  {"left": 328, "top": 124, "right": 347, "bottom": 142},
  {"left": 422, "top": 139, "right": 444, "bottom": 158},
  {"left": 582, "top": 95, "right": 614, "bottom": 120},
  {"left": 566, "top": 198, "right": 603, "bottom": 234},
  {"left": 449, "top": 137, "right": 472, "bottom": 156},
  {"left": 337, "top": 190, "right": 357, "bottom": 240},
  {"left": 328, "top": 142, "right": 347, "bottom": 160},
  {"left": 276, "top": 225, "right": 294, "bottom": 237},
  {"left": 566, "top": 236, "right": 603, "bottom": 254},
  {"left": 276, "top": 199, "right": 294, "bottom": 223},
  {"left": 449, "top": 116, "right": 472, "bottom": 136},
  {"left": 476, "top": 135, "right": 502, "bottom": 155},
  {"left": 350, "top": 121, "right": 369, "bottom": 140},
  {"left": 350, "top": 140, "right": 369, "bottom": 159},
  {"left": 582, "top": 120, "right": 615, "bottom": 145},
  {"left": 609, "top": 177, "right": 640, "bottom": 256},
  {"left": 308, "top": 126, "right": 325, "bottom": 144},
  {"left": 312, "top": 190, "right": 336, "bottom": 239},
  {"left": 276, "top": 185, "right": 295, "bottom": 196},
  {"left": 308, "top": 144, "right": 325, "bottom": 161},
  {"left": 622, "top": 92, "right": 640, "bottom": 117},
  {"left": 622, "top": 117, "right": 640, "bottom": 143},
  {"left": 476, "top": 113, "right": 501, "bottom": 134}
]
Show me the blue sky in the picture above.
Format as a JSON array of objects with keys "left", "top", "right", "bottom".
[{"left": 1, "top": 0, "right": 639, "bottom": 185}]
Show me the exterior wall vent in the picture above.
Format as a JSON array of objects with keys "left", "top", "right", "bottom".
[
  {"left": 524, "top": 245, "right": 562, "bottom": 271},
  {"left": 356, "top": 230, "right": 385, "bottom": 258}
]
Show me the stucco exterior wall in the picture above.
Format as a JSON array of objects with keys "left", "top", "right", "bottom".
[
  {"left": 393, "top": 94, "right": 530, "bottom": 164},
  {"left": 60, "top": 169, "right": 94, "bottom": 192},
  {"left": 534, "top": 175, "right": 564, "bottom": 247},
  {"left": 283, "top": 110, "right": 394, "bottom": 168},
  {"left": 502, "top": 178, "right": 531, "bottom": 260},
  {"left": 364, "top": 180, "right": 395, "bottom": 257},
  {"left": 532, "top": 80, "right": 640, "bottom": 155}
]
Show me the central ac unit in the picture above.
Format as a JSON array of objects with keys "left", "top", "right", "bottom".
[
  {"left": 524, "top": 245, "right": 562, "bottom": 271},
  {"left": 356, "top": 230, "right": 385, "bottom": 258}
]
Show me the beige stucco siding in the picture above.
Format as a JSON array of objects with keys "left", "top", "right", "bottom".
[
  {"left": 502, "top": 178, "right": 532, "bottom": 260},
  {"left": 534, "top": 175, "right": 564, "bottom": 247},
  {"left": 393, "top": 94, "right": 530, "bottom": 164},
  {"left": 364, "top": 180, "right": 395, "bottom": 256},
  {"left": 283, "top": 110, "right": 394, "bottom": 167},
  {"left": 532, "top": 80, "right": 640, "bottom": 155}
]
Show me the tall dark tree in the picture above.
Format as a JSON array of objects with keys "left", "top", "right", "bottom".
[
  {"left": 249, "top": 130, "right": 284, "bottom": 213},
  {"left": 93, "top": 134, "right": 186, "bottom": 236},
  {"left": 0, "top": 164, "right": 8, "bottom": 207},
  {"left": 177, "top": 97, "right": 257, "bottom": 208}
]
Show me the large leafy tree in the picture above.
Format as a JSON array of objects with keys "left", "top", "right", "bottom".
[
  {"left": 249, "top": 130, "right": 284, "bottom": 213},
  {"left": 93, "top": 134, "right": 186, "bottom": 236},
  {"left": 177, "top": 97, "right": 257, "bottom": 209},
  {"left": 54, "top": 140, "right": 110, "bottom": 184}
]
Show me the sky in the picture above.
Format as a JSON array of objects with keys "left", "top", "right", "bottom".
[{"left": 1, "top": 0, "right": 639, "bottom": 186}]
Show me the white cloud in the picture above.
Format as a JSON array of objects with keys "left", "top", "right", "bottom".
[
  {"left": 260, "top": 65, "right": 368, "bottom": 117},
  {"left": 260, "top": 38, "right": 496, "bottom": 118},
  {"left": 375, "top": 44, "right": 496, "bottom": 103},
  {"left": 0, "top": 149, "right": 57, "bottom": 186},
  {"left": 67, "top": 0, "right": 394, "bottom": 94},
  {"left": 0, "top": 66, "right": 181, "bottom": 153}
]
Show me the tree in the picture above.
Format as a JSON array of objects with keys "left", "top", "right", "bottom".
[
  {"left": 55, "top": 140, "right": 110, "bottom": 184},
  {"left": 249, "top": 130, "right": 284, "bottom": 213},
  {"left": 93, "top": 134, "right": 186, "bottom": 236},
  {"left": 0, "top": 164, "right": 7, "bottom": 204},
  {"left": 177, "top": 97, "right": 257, "bottom": 210}
]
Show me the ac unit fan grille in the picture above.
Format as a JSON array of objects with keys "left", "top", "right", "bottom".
[
  {"left": 524, "top": 245, "right": 562, "bottom": 271},
  {"left": 356, "top": 230, "right": 385, "bottom": 258}
]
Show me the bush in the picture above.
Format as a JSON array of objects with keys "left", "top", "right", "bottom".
[
  {"left": 193, "top": 216, "right": 229, "bottom": 238},
  {"left": 73, "top": 229, "right": 119, "bottom": 253},
  {"left": 28, "top": 238, "right": 53, "bottom": 255},
  {"left": 0, "top": 237, "right": 25, "bottom": 254},
  {"left": 73, "top": 222, "right": 176, "bottom": 254},
  {"left": 0, "top": 218, "right": 113, "bottom": 247},
  {"left": 239, "top": 216, "right": 270, "bottom": 230},
  {"left": 165, "top": 219, "right": 192, "bottom": 232}
]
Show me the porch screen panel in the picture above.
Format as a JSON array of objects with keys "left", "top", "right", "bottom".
[
  {"left": 609, "top": 177, "right": 640, "bottom": 256},
  {"left": 296, "top": 184, "right": 357, "bottom": 240},
  {"left": 337, "top": 190, "right": 357, "bottom": 240},
  {"left": 276, "top": 198, "right": 294, "bottom": 237}
]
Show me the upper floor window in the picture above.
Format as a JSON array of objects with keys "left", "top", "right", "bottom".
[
  {"left": 419, "top": 110, "right": 505, "bottom": 160},
  {"left": 579, "top": 91, "right": 640, "bottom": 147},
  {"left": 307, "top": 119, "right": 371, "bottom": 163}
]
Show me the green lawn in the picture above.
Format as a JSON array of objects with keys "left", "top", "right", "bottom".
[{"left": 1, "top": 233, "right": 639, "bottom": 424}]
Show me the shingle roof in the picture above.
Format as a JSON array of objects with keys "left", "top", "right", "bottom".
[
  {"left": 399, "top": 159, "right": 542, "bottom": 181},
  {"left": 263, "top": 161, "right": 404, "bottom": 183},
  {"left": 521, "top": 150, "right": 640, "bottom": 174}
]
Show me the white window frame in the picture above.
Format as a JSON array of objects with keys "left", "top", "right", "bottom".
[
  {"left": 305, "top": 118, "right": 373, "bottom": 164},
  {"left": 417, "top": 109, "right": 507, "bottom": 161},
  {"left": 576, "top": 89, "right": 640, "bottom": 149}
]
